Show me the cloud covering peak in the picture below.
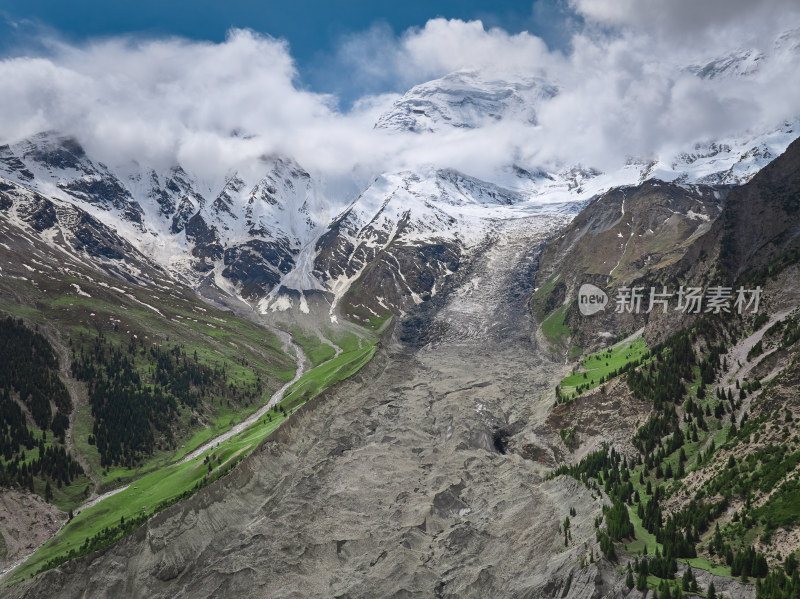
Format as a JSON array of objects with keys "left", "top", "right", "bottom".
[{"left": 0, "top": 4, "right": 798, "bottom": 184}]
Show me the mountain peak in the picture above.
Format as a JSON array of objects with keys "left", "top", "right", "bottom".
[{"left": 374, "top": 70, "right": 557, "bottom": 133}]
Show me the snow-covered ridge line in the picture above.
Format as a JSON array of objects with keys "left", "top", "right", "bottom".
[{"left": 1, "top": 68, "right": 798, "bottom": 315}]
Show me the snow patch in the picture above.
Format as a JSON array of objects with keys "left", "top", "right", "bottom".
[
  {"left": 686, "top": 210, "right": 710, "bottom": 221},
  {"left": 70, "top": 283, "right": 91, "bottom": 297}
]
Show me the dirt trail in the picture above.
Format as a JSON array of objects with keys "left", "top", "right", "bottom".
[{"left": 179, "top": 331, "right": 306, "bottom": 464}]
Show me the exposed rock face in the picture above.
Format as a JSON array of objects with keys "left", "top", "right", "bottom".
[
  {"left": 222, "top": 239, "right": 297, "bottom": 299},
  {"left": 17, "top": 133, "right": 145, "bottom": 227},
  {"left": 716, "top": 135, "right": 800, "bottom": 278},
  {"left": 0, "top": 178, "right": 168, "bottom": 283},
  {"left": 184, "top": 212, "right": 223, "bottom": 262},
  {"left": 0, "top": 490, "right": 66, "bottom": 575},
  {"left": 531, "top": 180, "right": 730, "bottom": 352},
  {"left": 546, "top": 377, "right": 653, "bottom": 462}
]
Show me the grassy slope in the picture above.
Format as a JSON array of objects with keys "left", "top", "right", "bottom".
[
  {"left": 339, "top": 282, "right": 394, "bottom": 331},
  {"left": 14, "top": 415, "right": 281, "bottom": 581},
  {"left": 290, "top": 326, "right": 337, "bottom": 368},
  {"left": 560, "top": 336, "right": 650, "bottom": 398},
  {"left": 0, "top": 272, "right": 296, "bottom": 496},
  {"left": 12, "top": 327, "right": 380, "bottom": 581},
  {"left": 530, "top": 273, "right": 560, "bottom": 321},
  {"left": 541, "top": 304, "right": 570, "bottom": 345},
  {"left": 278, "top": 339, "right": 377, "bottom": 413}
]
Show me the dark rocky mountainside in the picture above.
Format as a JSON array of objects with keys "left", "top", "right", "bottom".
[
  {"left": 681, "top": 134, "right": 800, "bottom": 281},
  {"left": 535, "top": 181, "right": 727, "bottom": 292},
  {"left": 530, "top": 181, "right": 728, "bottom": 354},
  {"left": 0, "top": 178, "right": 168, "bottom": 285},
  {"left": 532, "top": 136, "right": 800, "bottom": 353},
  {"left": 533, "top": 135, "right": 800, "bottom": 598}
]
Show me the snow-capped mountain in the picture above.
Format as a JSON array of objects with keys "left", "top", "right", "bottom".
[
  {"left": 375, "top": 70, "right": 557, "bottom": 133},
  {"left": 1, "top": 32, "right": 799, "bottom": 322},
  {"left": 640, "top": 120, "right": 799, "bottom": 185},
  {"left": 1, "top": 134, "right": 146, "bottom": 228},
  {"left": 304, "top": 168, "right": 564, "bottom": 320},
  {"left": 686, "top": 48, "right": 765, "bottom": 79},
  {"left": 1, "top": 118, "right": 797, "bottom": 322},
  {"left": 686, "top": 27, "right": 800, "bottom": 79},
  {"left": 0, "top": 134, "right": 336, "bottom": 302}
]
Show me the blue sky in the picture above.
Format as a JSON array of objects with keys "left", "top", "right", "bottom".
[{"left": 0, "top": 0, "right": 573, "bottom": 103}]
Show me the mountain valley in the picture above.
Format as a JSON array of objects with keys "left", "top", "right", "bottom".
[{"left": 1, "top": 29, "right": 800, "bottom": 598}]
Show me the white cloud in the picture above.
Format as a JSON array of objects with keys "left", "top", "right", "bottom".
[
  {"left": 0, "top": 9, "right": 798, "bottom": 189},
  {"left": 330, "top": 18, "right": 561, "bottom": 94},
  {"left": 0, "top": 30, "right": 346, "bottom": 175},
  {"left": 571, "top": 0, "right": 800, "bottom": 39},
  {"left": 400, "top": 18, "right": 557, "bottom": 81}
]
